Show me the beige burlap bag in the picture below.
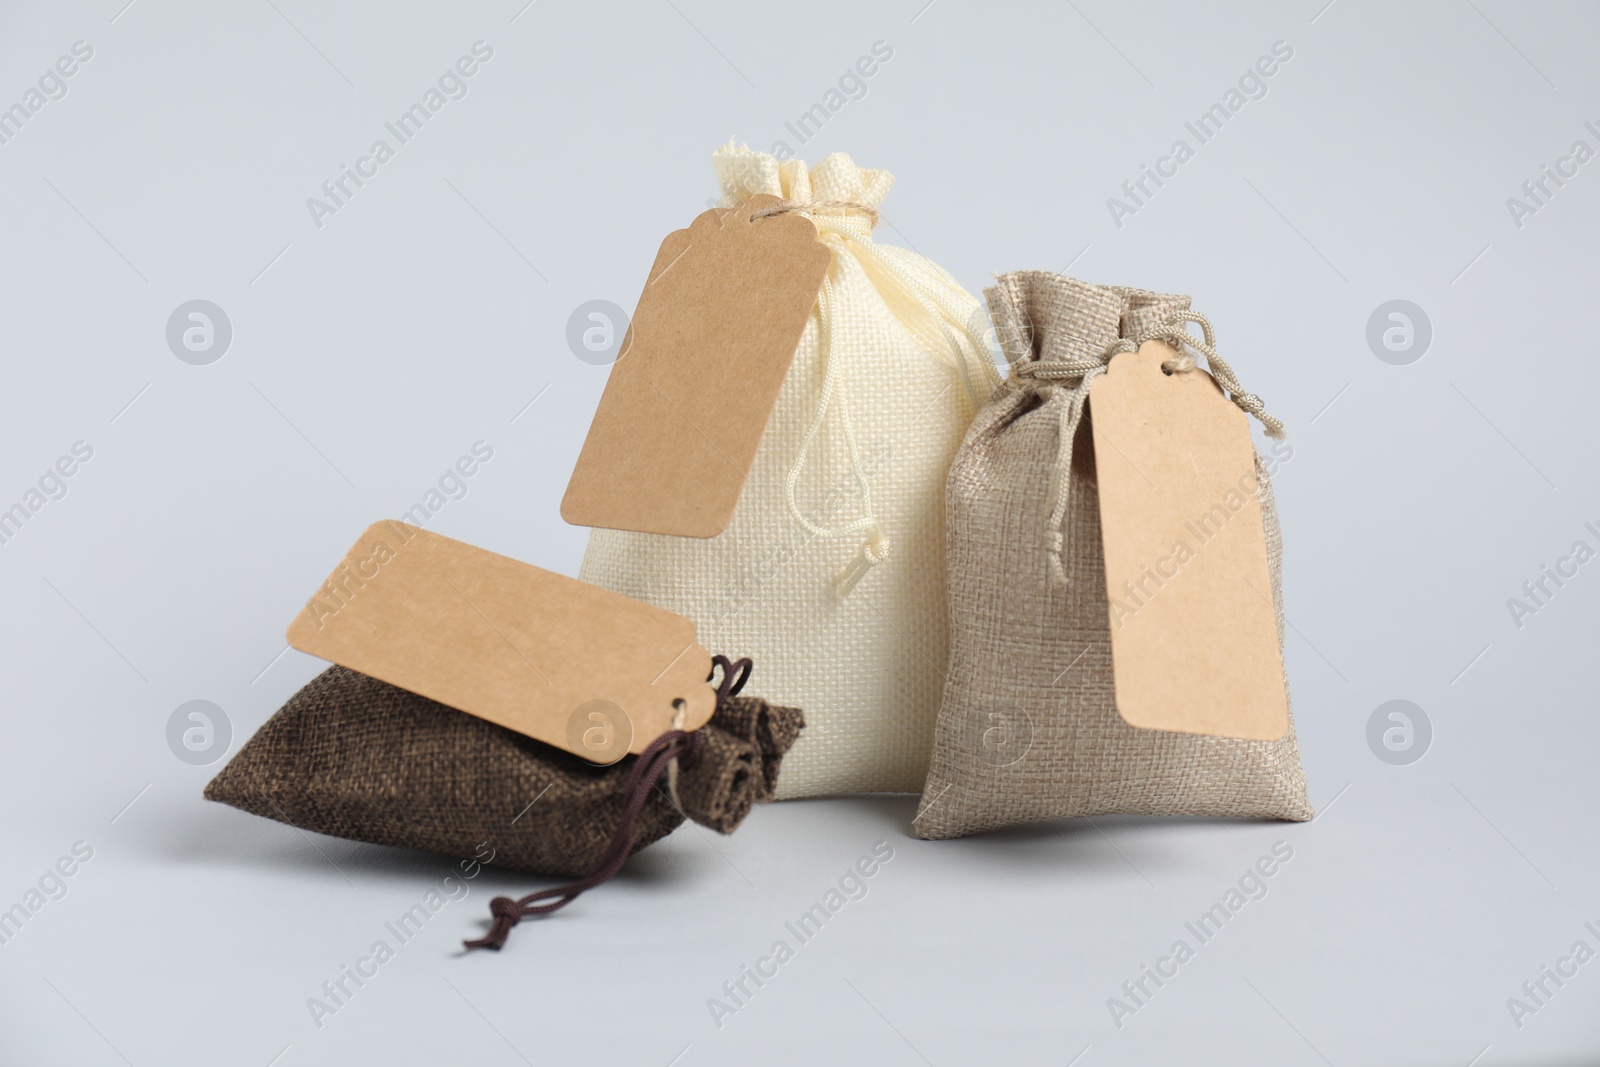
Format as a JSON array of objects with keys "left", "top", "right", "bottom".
[
  {"left": 580, "top": 145, "right": 998, "bottom": 798},
  {"left": 915, "top": 272, "right": 1312, "bottom": 839}
]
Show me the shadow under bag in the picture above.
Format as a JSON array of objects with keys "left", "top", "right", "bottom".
[{"left": 915, "top": 272, "right": 1312, "bottom": 840}]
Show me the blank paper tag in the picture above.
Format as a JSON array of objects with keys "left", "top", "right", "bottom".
[
  {"left": 286, "top": 522, "right": 715, "bottom": 761},
  {"left": 561, "top": 193, "right": 832, "bottom": 538},
  {"left": 1088, "top": 342, "right": 1289, "bottom": 741}
]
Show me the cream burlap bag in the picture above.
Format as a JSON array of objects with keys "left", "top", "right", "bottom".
[
  {"left": 579, "top": 145, "right": 999, "bottom": 798},
  {"left": 915, "top": 272, "right": 1312, "bottom": 839}
]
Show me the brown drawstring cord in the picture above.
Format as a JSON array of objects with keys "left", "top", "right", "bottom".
[
  {"left": 709, "top": 654, "right": 753, "bottom": 705},
  {"left": 463, "top": 656, "right": 753, "bottom": 951},
  {"left": 464, "top": 729, "right": 700, "bottom": 950}
]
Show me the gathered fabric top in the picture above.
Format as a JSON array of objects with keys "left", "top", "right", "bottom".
[{"left": 714, "top": 142, "right": 893, "bottom": 238}]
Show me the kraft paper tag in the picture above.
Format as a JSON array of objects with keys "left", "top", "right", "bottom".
[
  {"left": 1088, "top": 342, "right": 1289, "bottom": 741},
  {"left": 286, "top": 521, "right": 715, "bottom": 762},
  {"left": 561, "top": 193, "right": 832, "bottom": 538}
]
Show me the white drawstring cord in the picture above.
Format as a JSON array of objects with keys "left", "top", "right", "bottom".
[
  {"left": 765, "top": 201, "right": 998, "bottom": 597},
  {"left": 782, "top": 271, "right": 890, "bottom": 595}
]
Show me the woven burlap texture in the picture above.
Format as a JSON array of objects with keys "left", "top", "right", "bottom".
[
  {"left": 915, "top": 272, "right": 1312, "bottom": 840},
  {"left": 205, "top": 666, "right": 804, "bottom": 876},
  {"left": 579, "top": 144, "right": 999, "bottom": 798}
]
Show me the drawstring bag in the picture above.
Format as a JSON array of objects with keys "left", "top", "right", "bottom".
[
  {"left": 915, "top": 272, "right": 1312, "bottom": 839},
  {"left": 206, "top": 656, "right": 803, "bottom": 948},
  {"left": 579, "top": 144, "right": 999, "bottom": 798}
]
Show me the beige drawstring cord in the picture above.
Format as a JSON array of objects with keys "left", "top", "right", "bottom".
[
  {"left": 1015, "top": 311, "right": 1285, "bottom": 587},
  {"left": 755, "top": 199, "right": 995, "bottom": 597}
]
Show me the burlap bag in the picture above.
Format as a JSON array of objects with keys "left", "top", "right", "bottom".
[
  {"left": 580, "top": 144, "right": 999, "bottom": 798},
  {"left": 206, "top": 660, "right": 803, "bottom": 876},
  {"left": 915, "top": 272, "right": 1312, "bottom": 840}
]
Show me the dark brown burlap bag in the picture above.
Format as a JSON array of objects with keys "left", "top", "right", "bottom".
[
  {"left": 207, "top": 657, "right": 802, "bottom": 944},
  {"left": 915, "top": 272, "right": 1311, "bottom": 840}
]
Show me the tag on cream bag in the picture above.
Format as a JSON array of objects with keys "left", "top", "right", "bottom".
[
  {"left": 574, "top": 144, "right": 1000, "bottom": 797},
  {"left": 562, "top": 194, "right": 831, "bottom": 538}
]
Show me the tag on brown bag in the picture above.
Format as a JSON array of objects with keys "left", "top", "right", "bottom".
[
  {"left": 1089, "top": 340, "right": 1289, "bottom": 741},
  {"left": 561, "top": 193, "right": 832, "bottom": 538},
  {"left": 286, "top": 521, "right": 715, "bottom": 761}
]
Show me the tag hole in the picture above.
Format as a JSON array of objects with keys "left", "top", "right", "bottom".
[{"left": 672, "top": 699, "right": 686, "bottom": 711}]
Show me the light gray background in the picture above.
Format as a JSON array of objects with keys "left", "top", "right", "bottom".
[{"left": 2, "top": 1, "right": 1596, "bottom": 1064}]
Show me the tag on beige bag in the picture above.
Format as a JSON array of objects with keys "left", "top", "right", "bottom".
[
  {"left": 1088, "top": 342, "right": 1289, "bottom": 741},
  {"left": 286, "top": 521, "right": 715, "bottom": 762},
  {"left": 561, "top": 193, "right": 832, "bottom": 538}
]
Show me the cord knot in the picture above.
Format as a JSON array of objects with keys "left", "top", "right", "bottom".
[
  {"left": 463, "top": 896, "right": 524, "bottom": 952},
  {"left": 462, "top": 721, "right": 710, "bottom": 952},
  {"left": 835, "top": 529, "right": 890, "bottom": 597}
]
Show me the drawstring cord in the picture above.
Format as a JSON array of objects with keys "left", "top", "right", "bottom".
[
  {"left": 708, "top": 653, "right": 753, "bottom": 704},
  {"left": 756, "top": 199, "right": 998, "bottom": 597},
  {"left": 464, "top": 656, "right": 752, "bottom": 951},
  {"left": 1014, "top": 311, "right": 1284, "bottom": 588},
  {"left": 781, "top": 271, "right": 891, "bottom": 595},
  {"left": 462, "top": 730, "right": 698, "bottom": 951},
  {"left": 1128, "top": 312, "right": 1284, "bottom": 438}
]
